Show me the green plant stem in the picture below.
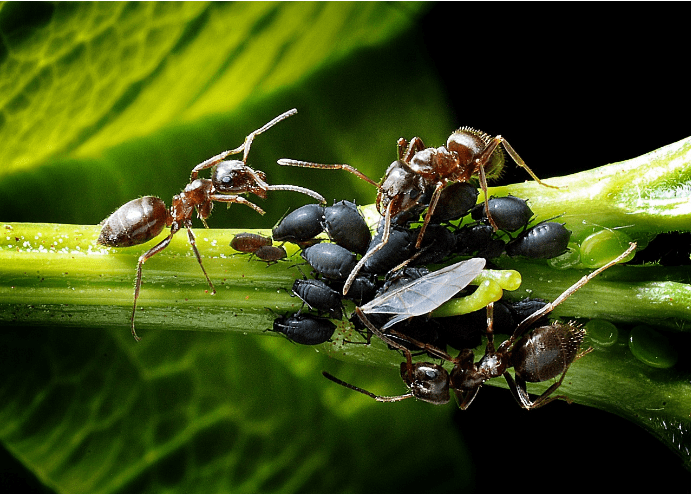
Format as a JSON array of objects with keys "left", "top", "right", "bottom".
[{"left": 3, "top": 136, "right": 691, "bottom": 466}]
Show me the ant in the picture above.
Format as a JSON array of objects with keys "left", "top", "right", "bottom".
[
  {"left": 324, "top": 243, "right": 636, "bottom": 409},
  {"left": 98, "top": 109, "right": 325, "bottom": 341},
  {"left": 279, "top": 127, "right": 558, "bottom": 295}
]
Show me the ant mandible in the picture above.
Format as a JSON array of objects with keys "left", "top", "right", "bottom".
[
  {"left": 279, "top": 127, "right": 558, "bottom": 295},
  {"left": 324, "top": 243, "right": 636, "bottom": 409},
  {"left": 98, "top": 109, "right": 325, "bottom": 341}
]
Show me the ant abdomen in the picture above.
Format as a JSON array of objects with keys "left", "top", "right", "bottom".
[
  {"left": 447, "top": 128, "right": 504, "bottom": 179},
  {"left": 98, "top": 196, "right": 170, "bottom": 247},
  {"left": 510, "top": 323, "right": 585, "bottom": 383}
]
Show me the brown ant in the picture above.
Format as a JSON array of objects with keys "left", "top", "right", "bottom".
[
  {"left": 323, "top": 243, "right": 636, "bottom": 409},
  {"left": 98, "top": 109, "right": 325, "bottom": 341},
  {"left": 279, "top": 127, "right": 558, "bottom": 295}
]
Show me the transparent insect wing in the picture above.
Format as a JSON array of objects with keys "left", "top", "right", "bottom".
[{"left": 360, "top": 257, "right": 486, "bottom": 329}]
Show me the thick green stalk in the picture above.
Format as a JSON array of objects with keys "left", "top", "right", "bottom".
[{"left": 3, "top": 136, "right": 691, "bottom": 466}]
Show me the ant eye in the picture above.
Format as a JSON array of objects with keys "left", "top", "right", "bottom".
[
  {"left": 219, "top": 174, "right": 235, "bottom": 186},
  {"left": 423, "top": 367, "right": 441, "bottom": 380}
]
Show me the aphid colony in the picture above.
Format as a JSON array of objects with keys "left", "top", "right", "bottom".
[{"left": 98, "top": 109, "right": 635, "bottom": 410}]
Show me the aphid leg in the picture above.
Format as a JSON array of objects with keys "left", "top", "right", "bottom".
[
  {"left": 184, "top": 222, "right": 216, "bottom": 295},
  {"left": 498, "top": 137, "right": 561, "bottom": 189},
  {"left": 343, "top": 201, "right": 395, "bottom": 296},
  {"left": 322, "top": 371, "right": 414, "bottom": 402},
  {"left": 502, "top": 242, "right": 637, "bottom": 351},
  {"left": 130, "top": 231, "right": 176, "bottom": 341},
  {"left": 277, "top": 159, "right": 380, "bottom": 188}
]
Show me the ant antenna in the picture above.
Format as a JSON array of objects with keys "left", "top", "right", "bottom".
[
  {"left": 322, "top": 372, "right": 414, "bottom": 402},
  {"left": 503, "top": 242, "right": 637, "bottom": 348}
]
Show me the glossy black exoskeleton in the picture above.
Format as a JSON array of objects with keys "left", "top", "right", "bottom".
[
  {"left": 506, "top": 221, "right": 571, "bottom": 259},
  {"left": 291, "top": 278, "right": 344, "bottom": 320},
  {"left": 429, "top": 182, "right": 479, "bottom": 223},
  {"left": 453, "top": 223, "right": 506, "bottom": 259},
  {"left": 272, "top": 313, "right": 336, "bottom": 345},
  {"left": 361, "top": 223, "right": 416, "bottom": 275},
  {"left": 328, "top": 274, "right": 378, "bottom": 306},
  {"left": 324, "top": 243, "right": 637, "bottom": 409},
  {"left": 322, "top": 200, "right": 371, "bottom": 255},
  {"left": 280, "top": 126, "right": 558, "bottom": 294},
  {"left": 272, "top": 204, "right": 325, "bottom": 243},
  {"left": 376, "top": 266, "right": 429, "bottom": 294},
  {"left": 410, "top": 224, "right": 456, "bottom": 266},
  {"left": 301, "top": 242, "right": 358, "bottom": 280},
  {"left": 471, "top": 195, "right": 534, "bottom": 232}
]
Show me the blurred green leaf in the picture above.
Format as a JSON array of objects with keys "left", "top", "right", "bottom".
[{"left": 0, "top": 2, "right": 481, "bottom": 493}]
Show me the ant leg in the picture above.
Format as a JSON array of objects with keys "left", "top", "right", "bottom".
[
  {"left": 497, "top": 137, "right": 561, "bottom": 189},
  {"left": 504, "top": 242, "right": 637, "bottom": 350},
  {"left": 130, "top": 231, "right": 176, "bottom": 341},
  {"left": 477, "top": 157, "right": 500, "bottom": 231},
  {"left": 190, "top": 150, "right": 237, "bottom": 182},
  {"left": 184, "top": 221, "right": 216, "bottom": 295},
  {"left": 342, "top": 201, "right": 395, "bottom": 296},
  {"left": 240, "top": 108, "right": 297, "bottom": 164},
  {"left": 190, "top": 109, "right": 297, "bottom": 180},
  {"left": 484, "top": 302, "right": 497, "bottom": 353},
  {"left": 322, "top": 371, "right": 414, "bottom": 402},
  {"left": 210, "top": 194, "right": 266, "bottom": 215},
  {"left": 399, "top": 136, "right": 426, "bottom": 163},
  {"left": 387, "top": 328, "right": 456, "bottom": 362},
  {"left": 355, "top": 306, "right": 415, "bottom": 380},
  {"left": 454, "top": 386, "right": 481, "bottom": 410},
  {"left": 504, "top": 371, "right": 573, "bottom": 410},
  {"left": 277, "top": 159, "right": 380, "bottom": 188},
  {"left": 415, "top": 181, "right": 445, "bottom": 248},
  {"left": 397, "top": 138, "right": 408, "bottom": 160}
]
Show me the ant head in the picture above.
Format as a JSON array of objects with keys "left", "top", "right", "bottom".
[
  {"left": 399, "top": 362, "right": 450, "bottom": 405},
  {"left": 212, "top": 160, "right": 268, "bottom": 197},
  {"left": 378, "top": 160, "right": 433, "bottom": 217}
]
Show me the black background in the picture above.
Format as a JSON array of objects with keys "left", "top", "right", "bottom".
[{"left": 420, "top": 2, "right": 691, "bottom": 486}]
